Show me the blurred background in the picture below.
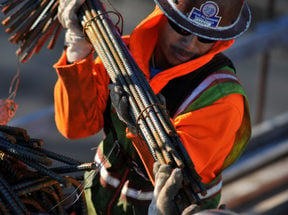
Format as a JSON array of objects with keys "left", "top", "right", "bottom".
[{"left": 0, "top": 0, "right": 288, "bottom": 214}]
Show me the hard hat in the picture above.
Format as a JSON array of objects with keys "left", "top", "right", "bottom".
[{"left": 154, "top": 0, "right": 252, "bottom": 40}]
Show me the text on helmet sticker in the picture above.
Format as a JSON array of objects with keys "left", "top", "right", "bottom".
[{"left": 188, "top": 1, "right": 222, "bottom": 28}]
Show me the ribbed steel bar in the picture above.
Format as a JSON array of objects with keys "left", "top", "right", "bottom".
[
  {"left": 0, "top": 174, "right": 27, "bottom": 215},
  {"left": 41, "top": 187, "right": 65, "bottom": 215},
  {"left": 84, "top": 0, "right": 172, "bottom": 164},
  {"left": 20, "top": 159, "right": 68, "bottom": 186},
  {"left": 8, "top": 0, "right": 53, "bottom": 44},
  {"left": 1, "top": 0, "right": 25, "bottom": 14},
  {"left": 20, "top": 16, "right": 59, "bottom": 62},
  {"left": 14, "top": 178, "right": 58, "bottom": 196},
  {"left": 50, "top": 162, "right": 97, "bottom": 174},
  {"left": 0, "top": 140, "right": 52, "bottom": 167},
  {"left": 65, "top": 176, "right": 88, "bottom": 215},
  {"left": 80, "top": 13, "right": 161, "bottom": 160},
  {"left": 2, "top": 0, "right": 40, "bottom": 31},
  {"left": 46, "top": 21, "right": 62, "bottom": 50},
  {"left": 16, "top": 0, "right": 58, "bottom": 56},
  {"left": 79, "top": 6, "right": 163, "bottom": 161},
  {"left": 87, "top": 0, "right": 187, "bottom": 167},
  {"left": 37, "top": 147, "right": 83, "bottom": 165}
]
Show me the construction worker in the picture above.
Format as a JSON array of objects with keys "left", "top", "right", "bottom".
[{"left": 54, "top": 0, "right": 252, "bottom": 214}]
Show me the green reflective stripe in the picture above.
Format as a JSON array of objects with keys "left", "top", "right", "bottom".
[
  {"left": 222, "top": 99, "right": 251, "bottom": 169},
  {"left": 200, "top": 193, "right": 221, "bottom": 210},
  {"left": 197, "top": 175, "right": 223, "bottom": 209},
  {"left": 180, "top": 81, "right": 245, "bottom": 115}
]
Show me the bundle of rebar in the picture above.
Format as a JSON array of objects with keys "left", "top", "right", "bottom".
[
  {"left": 79, "top": 0, "right": 207, "bottom": 208},
  {"left": 0, "top": 125, "right": 94, "bottom": 214},
  {"left": 0, "top": 0, "right": 62, "bottom": 63}
]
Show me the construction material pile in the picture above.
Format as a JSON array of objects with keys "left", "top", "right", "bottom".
[
  {"left": 0, "top": 0, "right": 62, "bottom": 63},
  {"left": 0, "top": 125, "right": 94, "bottom": 214}
]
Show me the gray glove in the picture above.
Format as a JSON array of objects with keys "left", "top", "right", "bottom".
[
  {"left": 109, "top": 84, "right": 135, "bottom": 130},
  {"left": 148, "top": 162, "right": 183, "bottom": 215},
  {"left": 148, "top": 162, "right": 203, "bottom": 215},
  {"left": 58, "top": 0, "right": 93, "bottom": 62},
  {"left": 109, "top": 84, "right": 167, "bottom": 133}
]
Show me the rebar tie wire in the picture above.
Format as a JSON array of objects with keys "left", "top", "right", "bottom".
[{"left": 79, "top": 0, "right": 207, "bottom": 207}]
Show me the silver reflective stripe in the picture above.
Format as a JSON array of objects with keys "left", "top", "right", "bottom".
[
  {"left": 121, "top": 184, "right": 153, "bottom": 201},
  {"left": 95, "top": 154, "right": 120, "bottom": 188},
  {"left": 95, "top": 154, "right": 153, "bottom": 201},
  {"left": 199, "top": 179, "right": 222, "bottom": 199},
  {"left": 173, "top": 73, "right": 238, "bottom": 118}
]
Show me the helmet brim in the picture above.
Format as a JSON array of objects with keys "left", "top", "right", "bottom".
[{"left": 154, "top": 0, "right": 252, "bottom": 40}]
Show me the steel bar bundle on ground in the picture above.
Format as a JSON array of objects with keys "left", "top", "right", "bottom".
[{"left": 0, "top": 125, "right": 93, "bottom": 214}]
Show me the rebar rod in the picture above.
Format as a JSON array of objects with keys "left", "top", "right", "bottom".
[
  {"left": 2, "top": 0, "right": 40, "bottom": 31},
  {"left": 14, "top": 178, "right": 59, "bottom": 196},
  {"left": 50, "top": 162, "right": 97, "bottom": 174},
  {"left": 47, "top": 21, "right": 62, "bottom": 49},
  {"left": 20, "top": 159, "right": 68, "bottom": 186},
  {"left": 37, "top": 147, "right": 83, "bottom": 165},
  {"left": 82, "top": 1, "right": 173, "bottom": 164},
  {"left": 85, "top": 0, "right": 186, "bottom": 167},
  {"left": 0, "top": 174, "right": 27, "bottom": 215},
  {"left": 0, "top": 140, "right": 52, "bottom": 166},
  {"left": 16, "top": 0, "right": 58, "bottom": 56},
  {"left": 8, "top": 0, "right": 53, "bottom": 44},
  {"left": 1, "top": 0, "right": 25, "bottom": 14},
  {"left": 79, "top": 7, "right": 163, "bottom": 161}
]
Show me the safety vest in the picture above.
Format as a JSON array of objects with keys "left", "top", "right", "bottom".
[{"left": 84, "top": 54, "right": 251, "bottom": 214}]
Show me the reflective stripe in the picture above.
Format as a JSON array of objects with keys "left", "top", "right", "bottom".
[
  {"left": 200, "top": 179, "right": 222, "bottom": 199},
  {"left": 95, "top": 153, "right": 153, "bottom": 201},
  {"left": 121, "top": 184, "right": 153, "bottom": 201},
  {"left": 95, "top": 154, "right": 120, "bottom": 188},
  {"left": 173, "top": 73, "right": 238, "bottom": 118}
]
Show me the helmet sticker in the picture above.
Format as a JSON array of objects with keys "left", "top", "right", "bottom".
[{"left": 188, "top": 1, "right": 222, "bottom": 28}]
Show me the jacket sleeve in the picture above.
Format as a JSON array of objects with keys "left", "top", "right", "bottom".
[
  {"left": 173, "top": 93, "right": 244, "bottom": 183},
  {"left": 53, "top": 51, "right": 110, "bottom": 139}
]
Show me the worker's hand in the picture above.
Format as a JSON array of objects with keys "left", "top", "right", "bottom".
[
  {"left": 148, "top": 162, "right": 183, "bottom": 215},
  {"left": 58, "top": 0, "right": 93, "bottom": 62},
  {"left": 109, "top": 84, "right": 136, "bottom": 132}
]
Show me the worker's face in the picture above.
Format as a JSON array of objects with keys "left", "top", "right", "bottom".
[{"left": 155, "top": 18, "right": 215, "bottom": 69}]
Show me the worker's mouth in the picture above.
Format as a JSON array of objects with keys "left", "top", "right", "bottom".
[{"left": 171, "top": 46, "right": 193, "bottom": 63}]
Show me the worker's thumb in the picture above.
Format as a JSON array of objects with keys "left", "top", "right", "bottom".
[{"left": 158, "top": 167, "right": 183, "bottom": 201}]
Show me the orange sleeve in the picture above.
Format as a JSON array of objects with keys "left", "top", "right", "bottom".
[
  {"left": 173, "top": 93, "right": 244, "bottom": 183},
  {"left": 53, "top": 51, "right": 110, "bottom": 139}
]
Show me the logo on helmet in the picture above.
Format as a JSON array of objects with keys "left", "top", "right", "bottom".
[{"left": 188, "top": 1, "right": 222, "bottom": 28}]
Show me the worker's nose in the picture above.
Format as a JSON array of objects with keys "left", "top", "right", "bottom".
[{"left": 180, "top": 34, "right": 198, "bottom": 49}]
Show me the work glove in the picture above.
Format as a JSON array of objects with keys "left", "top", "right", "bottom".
[
  {"left": 58, "top": 0, "right": 93, "bottom": 62},
  {"left": 148, "top": 162, "right": 183, "bottom": 215},
  {"left": 109, "top": 83, "right": 136, "bottom": 132},
  {"left": 109, "top": 84, "right": 167, "bottom": 134},
  {"left": 148, "top": 162, "right": 202, "bottom": 215}
]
